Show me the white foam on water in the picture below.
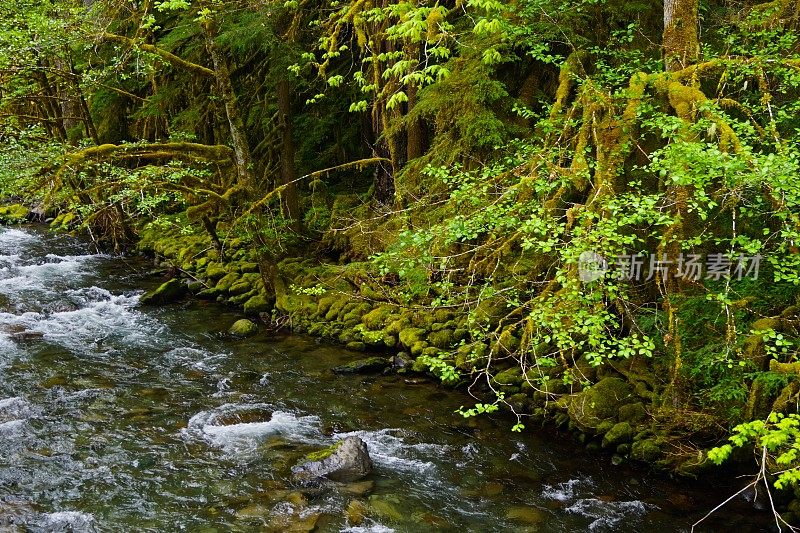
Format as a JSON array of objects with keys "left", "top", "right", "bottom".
[
  {"left": 334, "top": 428, "right": 440, "bottom": 474},
  {"left": 0, "top": 228, "right": 38, "bottom": 250},
  {"left": 0, "top": 253, "right": 100, "bottom": 289},
  {"left": 0, "top": 419, "right": 27, "bottom": 435},
  {"left": 542, "top": 476, "right": 594, "bottom": 502},
  {"left": 164, "top": 347, "right": 227, "bottom": 371},
  {"left": 0, "top": 396, "right": 36, "bottom": 422},
  {"left": 30, "top": 288, "right": 166, "bottom": 354},
  {"left": 41, "top": 510, "right": 97, "bottom": 532},
  {"left": 565, "top": 498, "right": 652, "bottom": 531},
  {"left": 185, "top": 404, "right": 323, "bottom": 454},
  {"left": 341, "top": 525, "right": 396, "bottom": 533}
]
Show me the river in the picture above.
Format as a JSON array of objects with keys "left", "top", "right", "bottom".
[{"left": 0, "top": 226, "right": 771, "bottom": 531}]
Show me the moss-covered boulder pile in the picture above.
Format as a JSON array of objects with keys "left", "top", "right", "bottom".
[{"left": 0, "top": 204, "right": 29, "bottom": 224}]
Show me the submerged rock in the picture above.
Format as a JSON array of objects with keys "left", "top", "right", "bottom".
[
  {"left": 292, "top": 436, "right": 373, "bottom": 483},
  {"left": 346, "top": 499, "right": 368, "bottom": 526},
  {"left": 229, "top": 319, "right": 258, "bottom": 338},
  {"left": 139, "top": 278, "right": 187, "bottom": 305},
  {"left": 332, "top": 357, "right": 391, "bottom": 374}
]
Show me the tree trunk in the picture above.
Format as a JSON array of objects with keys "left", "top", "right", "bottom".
[
  {"left": 277, "top": 79, "right": 301, "bottom": 232},
  {"left": 372, "top": 104, "right": 396, "bottom": 206},
  {"left": 33, "top": 59, "right": 67, "bottom": 141},
  {"left": 662, "top": 0, "right": 700, "bottom": 407},
  {"left": 68, "top": 57, "right": 99, "bottom": 145},
  {"left": 663, "top": 0, "right": 699, "bottom": 71},
  {"left": 202, "top": 17, "right": 255, "bottom": 193}
]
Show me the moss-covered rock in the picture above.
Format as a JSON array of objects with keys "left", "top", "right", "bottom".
[
  {"left": 50, "top": 211, "right": 77, "bottom": 229},
  {"left": 243, "top": 294, "right": 272, "bottom": 315},
  {"left": 492, "top": 367, "right": 524, "bottom": 387},
  {"left": 567, "top": 377, "right": 635, "bottom": 432},
  {"left": 529, "top": 377, "right": 569, "bottom": 400},
  {"left": 205, "top": 262, "right": 227, "bottom": 281},
  {"left": 427, "top": 329, "right": 455, "bottom": 349},
  {"left": 215, "top": 272, "right": 241, "bottom": 293},
  {"left": 618, "top": 402, "right": 647, "bottom": 424},
  {"left": 229, "top": 289, "right": 258, "bottom": 306},
  {"left": 197, "top": 287, "right": 223, "bottom": 300},
  {"left": 229, "top": 319, "right": 258, "bottom": 337},
  {"left": 410, "top": 341, "right": 428, "bottom": 356},
  {"left": 0, "top": 204, "right": 30, "bottom": 224},
  {"left": 240, "top": 262, "right": 259, "bottom": 273},
  {"left": 602, "top": 422, "right": 634, "bottom": 448},
  {"left": 332, "top": 356, "right": 391, "bottom": 374},
  {"left": 139, "top": 278, "right": 187, "bottom": 305},
  {"left": 773, "top": 381, "right": 800, "bottom": 413},
  {"left": 304, "top": 440, "right": 343, "bottom": 461},
  {"left": 455, "top": 342, "right": 488, "bottom": 370},
  {"left": 398, "top": 327, "right": 426, "bottom": 348},
  {"left": 361, "top": 306, "right": 395, "bottom": 331},
  {"left": 228, "top": 279, "right": 253, "bottom": 296},
  {"left": 746, "top": 375, "right": 778, "bottom": 420},
  {"left": 630, "top": 437, "right": 663, "bottom": 462},
  {"left": 346, "top": 341, "right": 367, "bottom": 352}
]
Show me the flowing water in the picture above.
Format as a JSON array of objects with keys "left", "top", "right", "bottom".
[{"left": 0, "top": 226, "right": 773, "bottom": 532}]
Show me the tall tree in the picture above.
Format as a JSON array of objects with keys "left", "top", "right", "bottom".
[{"left": 663, "top": 0, "right": 699, "bottom": 71}]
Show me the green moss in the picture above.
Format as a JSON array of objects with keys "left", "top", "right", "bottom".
[
  {"left": 215, "top": 272, "right": 241, "bottom": 293},
  {"left": 493, "top": 367, "right": 523, "bottom": 387},
  {"left": 243, "top": 294, "right": 272, "bottom": 315},
  {"left": 342, "top": 303, "right": 372, "bottom": 325},
  {"left": 362, "top": 306, "right": 395, "bottom": 331},
  {"left": 228, "top": 280, "right": 253, "bottom": 296},
  {"left": 427, "top": 329, "right": 454, "bottom": 349},
  {"left": 240, "top": 262, "right": 259, "bottom": 273},
  {"left": 618, "top": 402, "right": 647, "bottom": 424},
  {"left": 0, "top": 204, "right": 30, "bottom": 224},
  {"left": 230, "top": 289, "right": 258, "bottom": 306},
  {"left": 567, "top": 377, "right": 635, "bottom": 432},
  {"left": 197, "top": 287, "right": 223, "bottom": 300},
  {"left": 346, "top": 341, "right": 367, "bottom": 351},
  {"left": 304, "top": 440, "right": 343, "bottom": 461},
  {"left": 229, "top": 319, "right": 258, "bottom": 338},
  {"left": 140, "top": 278, "right": 187, "bottom": 305},
  {"left": 398, "top": 327, "right": 426, "bottom": 348},
  {"left": 630, "top": 438, "right": 663, "bottom": 463},
  {"left": 410, "top": 341, "right": 428, "bottom": 356},
  {"left": 384, "top": 317, "right": 409, "bottom": 335},
  {"left": 205, "top": 262, "right": 227, "bottom": 281},
  {"left": 50, "top": 211, "right": 77, "bottom": 229},
  {"left": 325, "top": 297, "right": 348, "bottom": 321},
  {"left": 602, "top": 422, "right": 634, "bottom": 448},
  {"left": 455, "top": 342, "right": 488, "bottom": 371},
  {"left": 332, "top": 356, "right": 390, "bottom": 374}
]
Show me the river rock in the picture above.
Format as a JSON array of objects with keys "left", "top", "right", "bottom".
[
  {"left": 339, "top": 480, "right": 375, "bottom": 496},
  {"left": 332, "top": 357, "right": 391, "bottom": 374},
  {"left": 228, "top": 319, "right": 258, "bottom": 338},
  {"left": 139, "top": 278, "right": 187, "bottom": 305},
  {"left": 292, "top": 436, "right": 373, "bottom": 483}
]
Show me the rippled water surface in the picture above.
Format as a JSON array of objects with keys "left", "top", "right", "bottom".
[{"left": 0, "top": 226, "right": 772, "bottom": 532}]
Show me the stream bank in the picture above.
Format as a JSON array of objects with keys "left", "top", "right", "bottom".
[
  {"left": 0, "top": 223, "right": 778, "bottom": 531},
  {"left": 131, "top": 218, "right": 797, "bottom": 527}
]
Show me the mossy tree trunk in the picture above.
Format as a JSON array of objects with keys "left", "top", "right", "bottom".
[
  {"left": 663, "top": 0, "right": 699, "bottom": 71},
  {"left": 202, "top": 16, "right": 255, "bottom": 194},
  {"left": 277, "top": 78, "right": 301, "bottom": 232},
  {"left": 662, "top": 0, "right": 700, "bottom": 407}
]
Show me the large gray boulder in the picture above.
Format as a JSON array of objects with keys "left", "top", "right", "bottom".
[{"left": 292, "top": 436, "right": 373, "bottom": 483}]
